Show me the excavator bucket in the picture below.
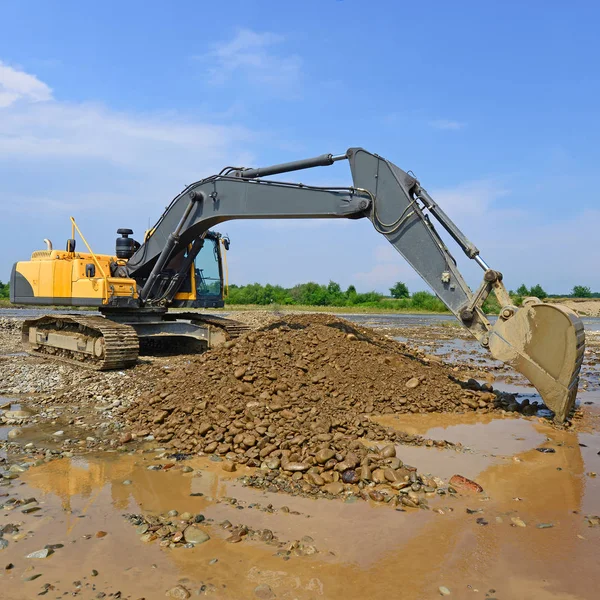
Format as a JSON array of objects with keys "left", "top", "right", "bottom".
[{"left": 488, "top": 300, "right": 585, "bottom": 422}]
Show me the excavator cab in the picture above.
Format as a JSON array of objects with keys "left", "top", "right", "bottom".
[{"left": 170, "top": 233, "right": 227, "bottom": 309}]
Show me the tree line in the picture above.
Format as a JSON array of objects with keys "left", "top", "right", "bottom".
[{"left": 1, "top": 278, "right": 598, "bottom": 308}]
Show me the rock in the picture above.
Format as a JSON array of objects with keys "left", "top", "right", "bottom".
[
  {"left": 180, "top": 512, "right": 193, "bottom": 521},
  {"left": 323, "top": 482, "right": 344, "bottom": 495},
  {"left": 341, "top": 469, "right": 359, "bottom": 484},
  {"left": 449, "top": 474, "right": 483, "bottom": 493},
  {"left": 381, "top": 444, "right": 396, "bottom": 458},
  {"left": 315, "top": 448, "right": 336, "bottom": 464},
  {"left": 372, "top": 468, "right": 387, "bottom": 483},
  {"left": 7, "top": 428, "right": 22, "bottom": 439},
  {"left": 96, "top": 531, "right": 107, "bottom": 538},
  {"left": 53, "top": 430, "right": 64, "bottom": 436},
  {"left": 511, "top": 517, "right": 527, "bottom": 528},
  {"left": 439, "top": 586, "right": 451, "bottom": 596},
  {"left": 119, "top": 432, "right": 132, "bottom": 444},
  {"left": 0, "top": 539, "right": 8, "bottom": 550},
  {"left": 254, "top": 584, "right": 276, "bottom": 600},
  {"left": 265, "top": 457, "right": 281, "bottom": 470},
  {"left": 26, "top": 548, "right": 52, "bottom": 559},
  {"left": 123, "top": 480, "right": 133, "bottom": 485},
  {"left": 4, "top": 410, "right": 30, "bottom": 419},
  {"left": 20, "top": 502, "right": 40, "bottom": 514},
  {"left": 183, "top": 526, "right": 210, "bottom": 545},
  {"left": 221, "top": 461, "right": 236, "bottom": 473},
  {"left": 166, "top": 585, "right": 191, "bottom": 599},
  {"left": 91, "top": 569, "right": 99, "bottom": 577},
  {"left": 282, "top": 462, "right": 310, "bottom": 472},
  {"left": 405, "top": 377, "right": 421, "bottom": 389},
  {"left": 461, "top": 397, "right": 479, "bottom": 409}
]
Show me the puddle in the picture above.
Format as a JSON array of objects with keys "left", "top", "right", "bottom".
[{"left": 0, "top": 413, "right": 596, "bottom": 600}]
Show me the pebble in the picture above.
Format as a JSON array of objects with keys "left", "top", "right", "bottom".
[
  {"left": 323, "top": 482, "right": 344, "bottom": 495},
  {"left": 449, "top": 474, "right": 483, "bottom": 493},
  {"left": 183, "top": 526, "right": 210, "bottom": 545},
  {"left": 53, "top": 430, "right": 64, "bottom": 436},
  {"left": 123, "top": 480, "right": 132, "bottom": 485},
  {"left": 511, "top": 517, "right": 527, "bottom": 528},
  {"left": 26, "top": 548, "right": 52, "bottom": 559},
  {"left": 96, "top": 531, "right": 107, "bottom": 538},
  {"left": 254, "top": 584, "right": 276, "bottom": 600},
  {"left": 166, "top": 585, "right": 191, "bottom": 599},
  {"left": 221, "top": 461, "right": 236, "bottom": 473},
  {"left": 0, "top": 539, "right": 8, "bottom": 550},
  {"left": 439, "top": 586, "right": 451, "bottom": 596}
]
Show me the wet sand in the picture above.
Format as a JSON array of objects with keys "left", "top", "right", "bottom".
[{"left": 1, "top": 313, "right": 600, "bottom": 599}]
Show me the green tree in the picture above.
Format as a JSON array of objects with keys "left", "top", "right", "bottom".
[
  {"left": 0, "top": 281, "right": 9, "bottom": 299},
  {"left": 516, "top": 284, "right": 529, "bottom": 296},
  {"left": 389, "top": 281, "right": 409, "bottom": 299},
  {"left": 528, "top": 284, "right": 548, "bottom": 299},
  {"left": 572, "top": 285, "right": 592, "bottom": 298}
]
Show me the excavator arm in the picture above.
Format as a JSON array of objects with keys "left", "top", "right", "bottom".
[{"left": 124, "top": 147, "right": 584, "bottom": 422}]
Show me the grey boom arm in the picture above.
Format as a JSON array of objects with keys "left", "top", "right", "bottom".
[{"left": 126, "top": 147, "right": 507, "bottom": 345}]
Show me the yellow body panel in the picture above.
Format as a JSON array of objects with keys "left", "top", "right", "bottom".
[{"left": 12, "top": 250, "right": 139, "bottom": 305}]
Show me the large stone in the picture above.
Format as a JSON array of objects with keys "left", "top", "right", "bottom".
[
  {"left": 166, "top": 585, "right": 191, "bottom": 599},
  {"left": 183, "top": 526, "right": 210, "bottom": 545},
  {"left": 315, "top": 449, "right": 335, "bottom": 464}
]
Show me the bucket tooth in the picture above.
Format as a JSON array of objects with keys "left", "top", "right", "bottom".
[{"left": 488, "top": 301, "right": 585, "bottom": 422}]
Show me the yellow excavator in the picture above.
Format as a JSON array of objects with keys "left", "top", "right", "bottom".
[{"left": 10, "top": 148, "right": 584, "bottom": 422}]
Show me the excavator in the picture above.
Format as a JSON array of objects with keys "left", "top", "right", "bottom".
[{"left": 10, "top": 148, "right": 585, "bottom": 422}]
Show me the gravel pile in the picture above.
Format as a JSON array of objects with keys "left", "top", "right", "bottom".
[{"left": 122, "top": 315, "right": 499, "bottom": 500}]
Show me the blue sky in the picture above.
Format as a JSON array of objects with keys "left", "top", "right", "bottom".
[{"left": 1, "top": 1, "right": 598, "bottom": 294}]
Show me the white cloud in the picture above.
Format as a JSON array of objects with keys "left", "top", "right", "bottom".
[
  {"left": 0, "top": 59, "right": 265, "bottom": 277},
  {"left": 0, "top": 101, "right": 254, "bottom": 176},
  {"left": 0, "top": 61, "right": 52, "bottom": 108},
  {"left": 198, "top": 29, "right": 302, "bottom": 95},
  {"left": 429, "top": 119, "right": 465, "bottom": 131}
]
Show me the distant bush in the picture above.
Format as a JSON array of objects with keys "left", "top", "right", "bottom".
[
  {"left": 514, "top": 283, "right": 547, "bottom": 299},
  {"left": 225, "top": 281, "right": 452, "bottom": 312},
  {"left": 389, "top": 281, "right": 409, "bottom": 299},
  {"left": 0, "top": 281, "right": 9, "bottom": 299},
  {"left": 572, "top": 285, "right": 592, "bottom": 298}
]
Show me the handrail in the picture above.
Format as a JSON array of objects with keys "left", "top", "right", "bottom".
[{"left": 69, "top": 217, "right": 109, "bottom": 303}]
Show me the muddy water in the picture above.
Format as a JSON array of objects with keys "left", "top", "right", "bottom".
[{"left": 0, "top": 412, "right": 598, "bottom": 600}]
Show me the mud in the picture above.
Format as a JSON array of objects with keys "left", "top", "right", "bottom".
[{"left": 1, "top": 310, "right": 600, "bottom": 599}]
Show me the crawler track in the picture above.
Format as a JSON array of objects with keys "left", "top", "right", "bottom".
[
  {"left": 164, "top": 312, "right": 252, "bottom": 339},
  {"left": 22, "top": 314, "right": 139, "bottom": 370}
]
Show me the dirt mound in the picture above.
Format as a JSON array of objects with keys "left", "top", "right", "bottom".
[
  {"left": 550, "top": 299, "right": 600, "bottom": 317},
  {"left": 123, "top": 315, "right": 500, "bottom": 500}
]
